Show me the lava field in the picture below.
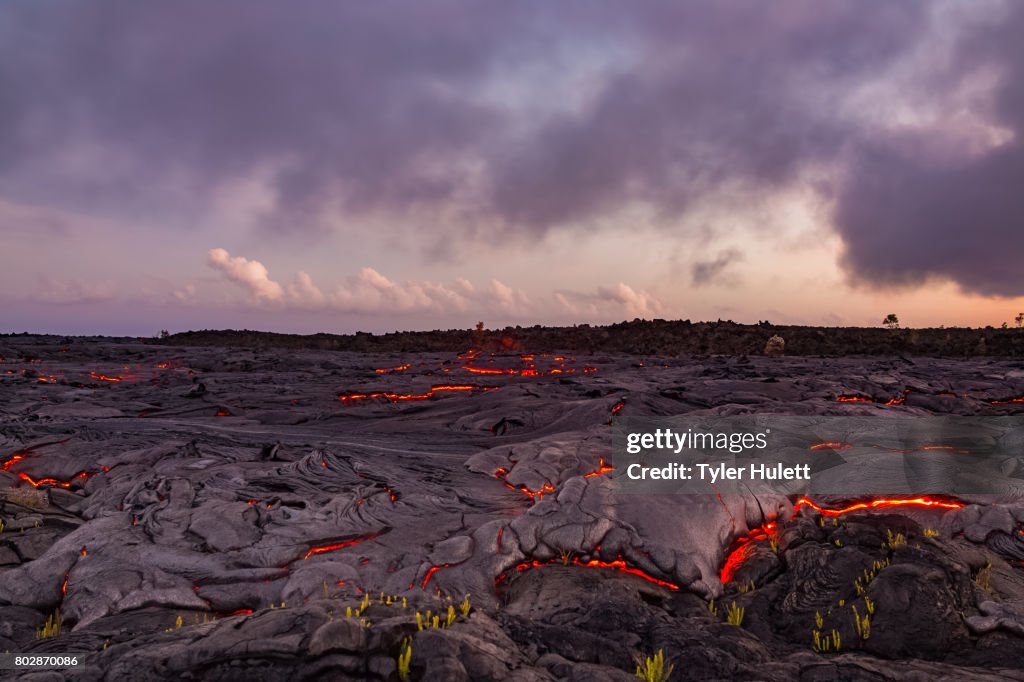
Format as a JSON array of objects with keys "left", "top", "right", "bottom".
[{"left": 3, "top": 337, "right": 1024, "bottom": 680}]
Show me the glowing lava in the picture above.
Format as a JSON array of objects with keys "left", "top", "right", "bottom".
[
  {"left": 421, "top": 564, "right": 450, "bottom": 590},
  {"left": 583, "top": 459, "right": 615, "bottom": 478},
  {"left": 302, "top": 532, "right": 380, "bottom": 560},
  {"left": 88, "top": 372, "right": 123, "bottom": 382},
  {"left": 720, "top": 495, "right": 966, "bottom": 583},
  {"left": 809, "top": 442, "right": 852, "bottom": 451},
  {"left": 497, "top": 557, "right": 679, "bottom": 591},
  {"left": 338, "top": 384, "right": 496, "bottom": 404},
  {"left": 494, "top": 467, "right": 555, "bottom": 499},
  {"left": 794, "top": 496, "right": 963, "bottom": 516},
  {"left": 15, "top": 468, "right": 104, "bottom": 488},
  {"left": 720, "top": 522, "right": 776, "bottom": 583},
  {"left": 375, "top": 363, "right": 412, "bottom": 374},
  {"left": 837, "top": 389, "right": 910, "bottom": 405},
  {"left": 462, "top": 365, "right": 517, "bottom": 375},
  {"left": 991, "top": 396, "right": 1024, "bottom": 405}
]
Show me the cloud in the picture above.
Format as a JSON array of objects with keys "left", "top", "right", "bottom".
[
  {"left": 691, "top": 249, "right": 743, "bottom": 287},
  {"left": 557, "top": 283, "right": 663, "bottom": 319},
  {"left": 34, "top": 276, "right": 116, "bottom": 304},
  {"left": 2, "top": 1, "right": 1023, "bottom": 296},
  {"left": 207, "top": 248, "right": 285, "bottom": 302},
  {"left": 206, "top": 248, "right": 530, "bottom": 315}
]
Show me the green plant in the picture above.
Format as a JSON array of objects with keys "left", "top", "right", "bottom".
[
  {"left": 883, "top": 313, "right": 900, "bottom": 330},
  {"left": 460, "top": 595, "right": 471, "bottom": 617},
  {"left": 0, "top": 518, "right": 4, "bottom": 534},
  {"left": 885, "top": 529, "right": 906, "bottom": 550},
  {"left": 708, "top": 599, "right": 718, "bottom": 617},
  {"left": 635, "top": 649, "right": 674, "bottom": 682},
  {"left": 923, "top": 528, "right": 939, "bottom": 538},
  {"left": 36, "top": 608, "right": 62, "bottom": 639},
  {"left": 812, "top": 628, "right": 841, "bottom": 653},
  {"left": 975, "top": 562, "right": 993, "bottom": 591},
  {"left": 726, "top": 601, "right": 744, "bottom": 626},
  {"left": 397, "top": 640, "right": 413, "bottom": 680},
  {"left": 853, "top": 605, "right": 871, "bottom": 640}
]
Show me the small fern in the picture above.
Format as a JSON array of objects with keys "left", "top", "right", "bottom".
[{"left": 635, "top": 649, "right": 674, "bottom": 682}]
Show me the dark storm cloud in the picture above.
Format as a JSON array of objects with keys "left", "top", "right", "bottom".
[
  {"left": 834, "top": 3, "right": 1024, "bottom": 297},
  {"left": 0, "top": 1, "right": 1020, "bottom": 293},
  {"left": 692, "top": 250, "right": 743, "bottom": 287}
]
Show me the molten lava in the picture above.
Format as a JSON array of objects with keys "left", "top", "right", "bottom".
[
  {"left": 420, "top": 563, "right": 451, "bottom": 590},
  {"left": 991, "top": 395, "right": 1024, "bottom": 405},
  {"left": 610, "top": 399, "right": 626, "bottom": 415},
  {"left": 809, "top": 442, "right": 852, "bottom": 451},
  {"left": 794, "top": 496, "right": 963, "bottom": 516},
  {"left": 462, "top": 365, "right": 517, "bottom": 375},
  {"left": 583, "top": 459, "right": 615, "bottom": 478},
  {"left": 302, "top": 532, "right": 380, "bottom": 560},
  {"left": 88, "top": 372, "right": 123, "bottom": 382},
  {"left": 497, "top": 557, "right": 679, "bottom": 591},
  {"left": 17, "top": 470, "right": 97, "bottom": 489},
  {"left": 720, "top": 495, "right": 966, "bottom": 582},
  {"left": 720, "top": 522, "right": 777, "bottom": 583},
  {"left": 837, "top": 389, "right": 910, "bottom": 405},
  {"left": 494, "top": 467, "right": 556, "bottom": 499},
  {"left": 338, "top": 384, "right": 496, "bottom": 404},
  {"left": 375, "top": 363, "right": 412, "bottom": 374}
]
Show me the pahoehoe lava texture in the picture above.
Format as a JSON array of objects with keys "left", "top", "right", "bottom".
[{"left": 3, "top": 337, "right": 1024, "bottom": 680}]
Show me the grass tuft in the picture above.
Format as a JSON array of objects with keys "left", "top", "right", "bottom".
[{"left": 634, "top": 649, "right": 674, "bottom": 682}]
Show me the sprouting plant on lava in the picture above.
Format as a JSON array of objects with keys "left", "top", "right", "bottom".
[
  {"left": 768, "top": 536, "right": 779, "bottom": 554},
  {"left": 175, "top": 615, "right": 183, "bottom": 629},
  {"left": 812, "top": 628, "right": 841, "bottom": 653},
  {"left": 815, "top": 611, "right": 823, "bottom": 629},
  {"left": 0, "top": 518, "right": 4, "bottom": 534},
  {"left": 726, "top": 601, "right": 744, "bottom": 626},
  {"left": 559, "top": 548, "right": 575, "bottom": 566},
  {"left": 834, "top": 538, "right": 843, "bottom": 548},
  {"left": 634, "top": 649, "right": 674, "bottom": 682},
  {"left": 708, "top": 599, "right": 718, "bottom": 617},
  {"left": 445, "top": 605, "right": 457, "bottom": 627},
  {"left": 975, "top": 562, "right": 993, "bottom": 591},
  {"left": 923, "top": 528, "right": 940, "bottom": 538},
  {"left": 738, "top": 579, "right": 755, "bottom": 594},
  {"left": 36, "top": 608, "right": 62, "bottom": 639},
  {"left": 397, "top": 639, "right": 413, "bottom": 680},
  {"left": 885, "top": 529, "right": 906, "bottom": 550},
  {"left": 460, "top": 595, "right": 471, "bottom": 617},
  {"left": 853, "top": 605, "right": 871, "bottom": 640}
]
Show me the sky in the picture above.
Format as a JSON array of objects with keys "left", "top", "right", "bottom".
[{"left": 2, "top": 0, "right": 1024, "bottom": 336}]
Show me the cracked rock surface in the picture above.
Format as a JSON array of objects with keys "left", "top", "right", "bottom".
[{"left": 2, "top": 337, "right": 1024, "bottom": 679}]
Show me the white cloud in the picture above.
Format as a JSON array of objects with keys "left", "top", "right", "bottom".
[
  {"left": 207, "top": 248, "right": 285, "bottom": 303},
  {"left": 205, "top": 248, "right": 532, "bottom": 316},
  {"left": 557, "top": 283, "right": 664, "bottom": 319}
]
